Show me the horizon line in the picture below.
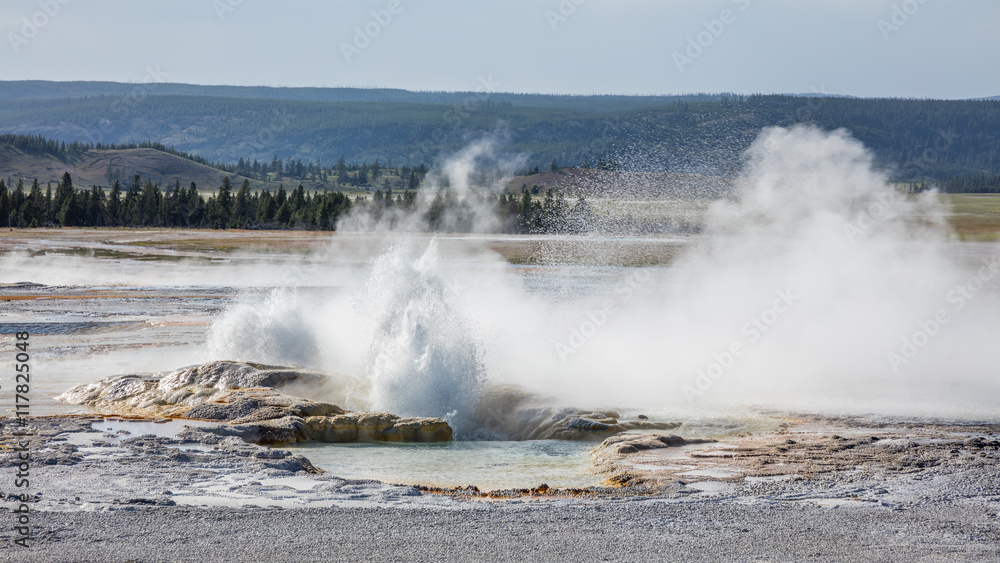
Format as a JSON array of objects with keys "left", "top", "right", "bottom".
[{"left": 1, "top": 79, "right": 997, "bottom": 102}]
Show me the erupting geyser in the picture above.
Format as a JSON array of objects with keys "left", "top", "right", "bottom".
[
  {"left": 355, "top": 239, "right": 487, "bottom": 434},
  {"left": 202, "top": 125, "right": 1000, "bottom": 424}
]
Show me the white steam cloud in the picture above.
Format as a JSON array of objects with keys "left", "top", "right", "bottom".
[
  {"left": 206, "top": 289, "right": 319, "bottom": 367},
  {"left": 335, "top": 135, "right": 527, "bottom": 234},
  {"left": 203, "top": 125, "right": 1000, "bottom": 423}
]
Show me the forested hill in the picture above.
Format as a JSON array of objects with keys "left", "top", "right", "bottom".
[{"left": 0, "top": 81, "right": 997, "bottom": 182}]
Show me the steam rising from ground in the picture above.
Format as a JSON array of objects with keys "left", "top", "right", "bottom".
[
  {"left": 336, "top": 137, "right": 526, "bottom": 234},
  {"left": 206, "top": 289, "right": 318, "bottom": 367},
  {"left": 643, "top": 126, "right": 996, "bottom": 415},
  {"left": 203, "top": 125, "right": 999, "bottom": 423}
]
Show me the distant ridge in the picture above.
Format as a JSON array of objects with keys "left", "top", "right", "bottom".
[
  {"left": 0, "top": 80, "right": 725, "bottom": 112},
  {"left": 1, "top": 82, "right": 998, "bottom": 180}
]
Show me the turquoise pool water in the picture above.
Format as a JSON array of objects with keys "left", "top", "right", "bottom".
[{"left": 284, "top": 440, "right": 601, "bottom": 491}]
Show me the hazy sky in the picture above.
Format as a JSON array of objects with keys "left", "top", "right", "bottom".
[{"left": 1, "top": 0, "right": 997, "bottom": 98}]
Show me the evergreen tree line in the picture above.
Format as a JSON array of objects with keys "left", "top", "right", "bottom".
[
  {"left": 8, "top": 170, "right": 991, "bottom": 235},
  {"left": 492, "top": 187, "right": 597, "bottom": 234},
  {"left": 229, "top": 154, "right": 430, "bottom": 186},
  {"left": 350, "top": 185, "right": 643, "bottom": 235},
  {"left": 937, "top": 173, "right": 1000, "bottom": 194},
  {"left": 353, "top": 185, "right": 696, "bottom": 234},
  {"left": 0, "top": 173, "right": 352, "bottom": 230},
  {"left": 0, "top": 172, "right": 621, "bottom": 234}
]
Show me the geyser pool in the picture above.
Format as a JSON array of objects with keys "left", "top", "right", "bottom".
[
  {"left": 283, "top": 440, "right": 600, "bottom": 491},
  {"left": 280, "top": 411, "right": 781, "bottom": 491}
]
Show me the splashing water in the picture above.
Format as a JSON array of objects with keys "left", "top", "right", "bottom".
[
  {"left": 354, "top": 238, "right": 486, "bottom": 433},
  {"left": 206, "top": 288, "right": 319, "bottom": 367}
]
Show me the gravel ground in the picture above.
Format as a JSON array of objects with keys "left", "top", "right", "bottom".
[
  {"left": 3, "top": 416, "right": 999, "bottom": 561},
  {"left": 11, "top": 501, "right": 1000, "bottom": 562}
]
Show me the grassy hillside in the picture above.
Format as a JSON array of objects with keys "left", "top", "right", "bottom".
[
  {"left": 0, "top": 145, "right": 260, "bottom": 190},
  {"left": 0, "top": 135, "right": 433, "bottom": 193}
]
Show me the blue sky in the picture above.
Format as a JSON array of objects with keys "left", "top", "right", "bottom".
[{"left": 1, "top": 0, "right": 997, "bottom": 98}]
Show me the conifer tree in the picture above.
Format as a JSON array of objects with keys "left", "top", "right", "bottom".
[{"left": 0, "top": 180, "right": 9, "bottom": 228}]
